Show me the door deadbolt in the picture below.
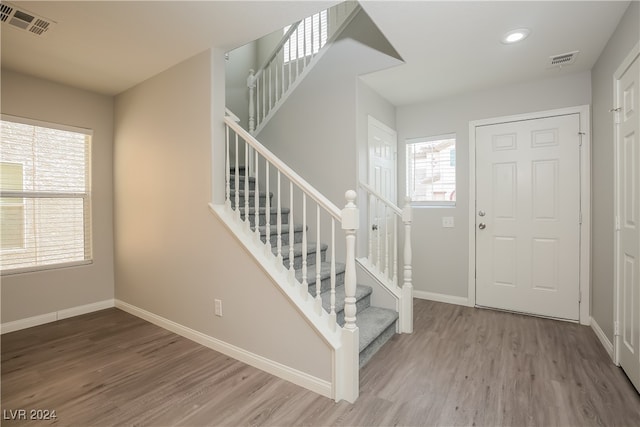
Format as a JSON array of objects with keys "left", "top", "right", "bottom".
[{"left": 478, "top": 210, "right": 486, "bottom": 217}]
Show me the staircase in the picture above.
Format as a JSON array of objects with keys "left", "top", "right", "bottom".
[
  {"left": 230, "top": 167, "right": 398, "bottom": 367},
  {"left": 213, "top": 1, "right": 413, "bottom": 403}
]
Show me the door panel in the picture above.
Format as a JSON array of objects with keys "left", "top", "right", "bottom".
[
  {"left": 476, "top": 114, "right": 581, "bottom": 320},
  {"left": 616, "top": 52, "right": 640, "bottom": 393}
]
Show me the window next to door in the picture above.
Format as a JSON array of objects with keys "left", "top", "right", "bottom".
[
  {"left": 0, "top": 115, "right": 93, "bottom": 275},
  {"left": 406, "top": 133, "right": 456, "bottom": 206}
]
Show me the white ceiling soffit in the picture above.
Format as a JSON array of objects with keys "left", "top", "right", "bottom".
[
  {"left": 0, "top": 1, "right": 340, "bottom": 95},
  {"left": 359, "top": 1, "right": 631, "bottom": 106}
]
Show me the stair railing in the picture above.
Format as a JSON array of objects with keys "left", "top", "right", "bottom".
[
  {"left": 224, "top": 114, "right": 360, "bottom": 401},
  {"left": 359, "top": 182, "right": 413, "bottom": 333},
  {"left": 248, "top": 1, "right": 358, "bottom": 134}
]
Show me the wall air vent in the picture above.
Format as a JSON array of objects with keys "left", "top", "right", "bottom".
[
  {"left": 548, "top": 51, "right": 579, "bottom": 68},
  {"left": 0, "top": 2, "right": 55, "bottom": 36}
]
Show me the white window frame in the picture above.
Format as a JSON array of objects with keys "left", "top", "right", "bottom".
[
  {"left": 0, "top": 114, "right": 93, "bottom": 275},
  {"left": 406, "top": 133, "right": 457, "bottom": 207}
]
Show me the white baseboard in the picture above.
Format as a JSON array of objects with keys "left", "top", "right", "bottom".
[
  {"left": 1, "top": 299, "right": 115, "bottom": 334},
  {"left": 590, "top": 316, "right": 614, "bottom": 361},
  {"left": 114, "top": 299, "right": 332, "bottom": 399},
  {"left": 413, "top": 290, "right": 472, "bottom": 307}
]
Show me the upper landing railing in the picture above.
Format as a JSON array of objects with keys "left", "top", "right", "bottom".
[{"left": 247, "top": 1, "right": 359, "bottom": 134}]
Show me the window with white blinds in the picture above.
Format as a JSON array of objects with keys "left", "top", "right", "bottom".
[
  {"left": 406, "top": 134, "right": 456, "bottom": 206},
  {"left": 0, "top": 115, "right": 92, "bottom": 274},
  {"left": 283, "top": 10, "right": 328, "bottom": 63}
]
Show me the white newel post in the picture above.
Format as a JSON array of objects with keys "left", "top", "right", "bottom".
[
  {"left": 247, "top": 69, "right": 256, "bottom": 133},
  {"left": 401, "top": 196, "right": 413, "bottom": 333},
  {"left": 338, "top": 189, "right": 359, "bottom": 403},
  {"left": 342, "top": 190, "right": 359, "bottom": 330}
]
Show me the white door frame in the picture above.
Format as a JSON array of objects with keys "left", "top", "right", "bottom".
[
  {"left": 614, "top": 41, "right": 640, "bottom": 365},
  {"left": 468, "top": 105, "right": 591, "bottom": 325}
]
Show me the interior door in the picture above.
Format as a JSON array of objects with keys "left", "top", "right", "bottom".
[
  {"left": 368, "top": 116, "right": 396, "bottom": 273},
  {"left": 475, "top": 114, "right": 581, "bottom": 320},
  {"left": 616, "top": 50, "right": 640, "bottom": 393}
]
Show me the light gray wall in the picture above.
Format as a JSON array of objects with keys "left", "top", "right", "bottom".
[
  {"left": 397, "top": 71, "right": 592, "bottom": 299},
  {"left": 591, "top": 1, "right": 640, "bottom": 342},
  {"left": 114, "top": 50, "right": 331, "bottom": 380},
  {"left": 225, "top": 41, "right": 257, "bottom": 129},
  {"left": 1, "top": 69, "right": 115, "bottom": 323}
]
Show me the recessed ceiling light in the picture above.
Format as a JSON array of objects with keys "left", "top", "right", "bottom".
[{"left": 501, "top": 28, "right": 530, "bottom": 44}]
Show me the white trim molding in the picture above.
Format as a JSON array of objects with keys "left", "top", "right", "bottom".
[
  {"left": 414, "top": 290, "right": 472, "bottom": 307},
  {"left": 1, "top": 299, "right": 115, "bottom": 334},
  {"left": 591, "top": 316, "right": 614, "bottom": 361},
  {"left": 468, "top": 105, "right": 592, "bottom": 325},
  {"left": 115, "top": 299, "right": 332, "bottom": 399}
]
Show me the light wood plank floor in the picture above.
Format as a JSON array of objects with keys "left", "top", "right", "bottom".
[{"left": 2, "top": 299, "right": 639, "bottom": 426}]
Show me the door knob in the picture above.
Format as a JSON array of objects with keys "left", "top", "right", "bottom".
[
  {"left": 478, "top": 223, "right": 486, "bottom": 230},
  {"left": 372, "top": 224, "right": 378, "bottom": 231}
]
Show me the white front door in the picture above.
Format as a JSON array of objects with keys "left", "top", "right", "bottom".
[
  {"left": 475, "top": 114, "right": 581, "bottom": 320},
  {"left": 615, "top": 46, "right": 640, "bottom": 393},
  {"left": 368, "top": 116, "right": 396, "bottom": 273}
]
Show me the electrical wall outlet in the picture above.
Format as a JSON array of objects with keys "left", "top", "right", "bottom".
[
  {"left": 214, "top": 299, "right": 223, "bottom": 317},
  {"left": 442, "top": 216, "right": 455, "bottom": 228}
]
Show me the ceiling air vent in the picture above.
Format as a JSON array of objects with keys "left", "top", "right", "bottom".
[
  {"left": 548, "top": 51, "right": 579, "bottom": 68},
  {"left": 0, "top": 2, "right": 55, "bottom": 36}
]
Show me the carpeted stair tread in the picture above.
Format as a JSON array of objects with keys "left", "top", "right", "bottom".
[
  {"left": 256, "top": 223, "right": 303, "bottom": 236},
  {"left": 239, "top": 206, "right": 290, "bottom": 216},
  {"left": 276, "top": 242, "right": 328, "bottom": 260},
  {"left": 356, "top": 306, "right": 398, "bottom": 353},
  {"left": 320, "top": 284, "right": 372, "bottom": 315},
  {"left": 296, "top": 261, "right": 346, "bottom": 285},
  {"left": 230, "top": 189, "right": 272, "bottom": 198}
]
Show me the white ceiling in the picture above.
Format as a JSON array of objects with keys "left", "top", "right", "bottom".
[
  {"left": 1, "top": 1, "right": 339, "bottom": 95},
  {"left": 0, "top": 1, "right": 632, "bottom": 103},
  {"left": 359, "top": 0, "right": 631, "bottom": 106}
]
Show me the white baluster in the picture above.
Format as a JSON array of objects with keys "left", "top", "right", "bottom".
[
  {"left": 264, "top": 162, "right": 271, "bottom": 253},
  {"left": 393, "top": 214, "right": 398, "bottom": 285},
  {"left": 301, "top": 193, "right": 308, "bottom": 299},
  {"left": 367, "top": 192, "right": 373, "bottom": 263},
  {"left": 342, "top": 190, "right": 359, "bottom": 330},
  {"left": 225, "top": 124, "right": 231, "bottom": 210},
  {"left": 287, "top": 52, "right": 292, "bottom": 92},
  {"left": 276, "top": 171, "right": 283, "bottom": 267},
  {"left": 234, "top": 134, "right": 239, "bottom": 218},
  {"left": 401, "top": 196, "right": 413, "bottom": 334},
  {"left": 281, "top": 55, "right": 285, "bottom": 98},
  {"left": 274, "top": 61, "right": 279, "bottom": 104},
  {"left": 262, "top": 72, "right": 266, "bottom": 121},
  {"left": 330, "top": 218, "right": 336, "bottom": 331},
  {"left": 254, "top": 153, "right": 260, "bottom": 241},
  {"left": 255, "top": 76, "right": 260, "bottom": 130},
  {"left": 375, "top": 198, "right": 381, "bottom": 270},
  {"left": 289, "top": 182, "right": 296, "bottom": 280},
  {"left": 268, "top": 65, "right": 272, "bottom": 113},
  {"left": 384, "top": 204, "right": 389, "bottom": 278},
  {"left": 315, "top": 205, "right": 322, "bottom": 313},
  {"left": 244, "top": 140, "right": 250, "bottom": 230},
  {"left": 248, "top": 69, "right": 255, "bottom": 133}
]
